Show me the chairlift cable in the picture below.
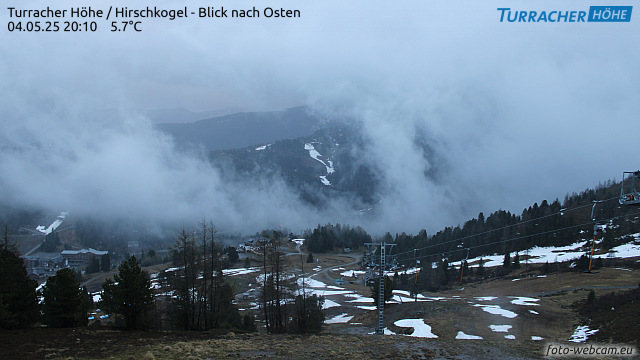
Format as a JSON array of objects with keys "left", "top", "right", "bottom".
[
  {"left": 394, "top": 209, "right": 640, "bottom": 267},
  {"left": 393, "top": 196, "right": 620, "bottom": 259}
]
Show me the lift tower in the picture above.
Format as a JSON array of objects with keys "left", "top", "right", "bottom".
[{"left": 366, "top": 242, "right": 396, "bottom": 335}]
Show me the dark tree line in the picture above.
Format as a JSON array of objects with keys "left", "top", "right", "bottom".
[
  {"left": 304, "top": 223, "right": 372, "bottom": 253},
  {"left": 580, "top": 286, "right": 640, "bottom": 314},
  {"left": 0, "top": 223, "right": 251, "bottom": 332},
  {"left": 392, "top": 179, "right": 640, "bottom": 267},
  {"left": 1, "top": 227, "right": 94, "bottom": 329},
  {"left": 1, "top": 235, "right": 103, "bottom": 329}
]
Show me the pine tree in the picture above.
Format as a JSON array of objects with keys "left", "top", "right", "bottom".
[
  {"left": 576, "top": 254, "right": 590, "bottom": 271},
  {"left": 503, "top": 251, "right": 511, "bottom": 269},
  {"left": 227, "top": 246, "right": 239, "bottom": 263},
  {"left": 306, "top": 253, "right": 314, "bottom": 263},
  {"left": 42, "top": 268, "right": 85, "bottom": 327},
  {"left": 370, "top": 276, "right": 393, "bottom": 306},
  {"left": 242, "top": 312, "right": 257, "bottom": 332},
  {"left": 0, "top": 239, "right": 39, "bottom": 329},
  {"left": 290, "top": 294, "right": 325, "bottom": 333},
  {"left": 86, "top": 256, "right": 100, "bottom": 274},
  {"left": 101, "top": 255, "right": 153, "bottom": 330},
  {"left": 79, "top": 286, "right": 93, "bottom": 326},
  {"left": 100, "top": 253, "right": 111, "bottom": 272},
  {"left": 477, "top": 258, "right": 485, "bottom": 277}
]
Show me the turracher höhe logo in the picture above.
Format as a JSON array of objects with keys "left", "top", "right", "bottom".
[{"left": 497, "top": 6, "right": 632, "bottom": 22}]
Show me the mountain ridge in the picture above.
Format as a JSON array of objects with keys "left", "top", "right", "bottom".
[{"left": 155, "top": 106, "right": 320, "bottom": 151}]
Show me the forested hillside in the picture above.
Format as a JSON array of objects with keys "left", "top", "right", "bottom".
[
  {"left": 305, "top": 179, "right": 640, "bottom": 264},
  {"left": 209, "top": 122, "right": 381, "bottom": 208}
]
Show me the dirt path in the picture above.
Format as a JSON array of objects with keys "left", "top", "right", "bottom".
[{"left": 311, "top": 254, "right": 361, "bottom": 284}]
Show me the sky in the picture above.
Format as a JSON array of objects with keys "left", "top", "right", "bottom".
[{"left": 1, "top": 1, "right": 639, "bottom": 235}]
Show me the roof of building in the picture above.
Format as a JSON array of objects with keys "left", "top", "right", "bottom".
[
  {"left": 61, "top": 248, "right": 108, "bottom": 256},
  {"left": 24, "top": 252, "right": 63, "bottom": 260}
]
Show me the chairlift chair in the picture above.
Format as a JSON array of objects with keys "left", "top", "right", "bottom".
[{"left": 619, "top": 171, "right": 640, "bottom": 206}]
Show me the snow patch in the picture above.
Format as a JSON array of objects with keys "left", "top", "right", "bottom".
[
  {"left": 607, "top": 242, "right": 640, "bottom": 258},
  {"left": 222, "top": 267, "right": 261, "bottom": 276},
  {"left": 370, "top": 328, "right": 396, "bottom": 335},
  {"left": 394, "top": 319, "right": 438, "bottom": 338},
  {"left": 473, "top": 304, "right": 518, "bottom": 318},
  {"left": 569, "top": 325, "right": 599, "bottom": 343},
  {"left": 504, "top": 335, "right": 516, "bottom": 340},
  {"left": 489, "top": 325, "right": 512, "bottom": 333},
  {"left": 301, "top": 277, "right": 328, "bottom": 289},
  {"left": 326, "top": 313, "right": 353, "bottom": 324},
  {"left": 35, "top": 211, "right": 68, "bottom": 235},
  {"left": 304, "top": 143, "right": 334, "bottom": 186},
  {"left": 388, "top": 290, "right": 430, "bottom": 303},
  {"left": 319, "top": 176, "right": 331, "bottom": 186},
  {"left": 298, "top": 277, "right": 353, "bottom": 297},
  {"left": 347, "top": 296, "right": 374, "bottom": 303},
  {"left": 323, "top": 299, "right": 341, "bottom": 309},
  {"left": 394, "top": 290, "right": 412, "bottom": 296},
  {"left": 462, "top": 239, "right": 640, "bottom": 268},
  {"left": 456, "top": 331, "right": 483, "bottom": 340},
  {"left": 340, "top": 270, "right": 366, "bottom": 277},
  {"left": 510, "top": 297, "right": 540, "bottom": 306}
]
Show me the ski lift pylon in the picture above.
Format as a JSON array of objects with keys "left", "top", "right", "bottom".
[{"left": 619, "top": 171, "right": 640, "bottom": 206}]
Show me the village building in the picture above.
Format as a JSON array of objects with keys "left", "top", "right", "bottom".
[
  {"left": 22, "top": 252, "right": 65, "bottom": 269},
  {"left": 21, "top": 252, "right": 67, "bottom": 282},
  {"left": 60, "top": 248, "right": 109, "bottom": 267},
  {"left": 238, "top": 237, "right": 270, "bottom": 253}
]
